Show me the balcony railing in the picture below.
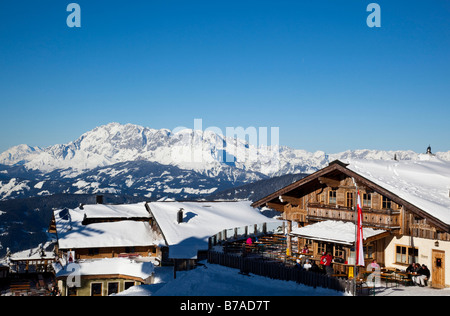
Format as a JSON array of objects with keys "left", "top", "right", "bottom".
[
  {"left": 307, "top": 203, "right": 401, "bottom": 230},
  {"left": 208, "top": 221, "right": 286, "bottom": 247}
]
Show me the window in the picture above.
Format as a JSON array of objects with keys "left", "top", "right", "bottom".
[
  {"left": 408, "top": 247, "right": 419, "bottom": 264},
  {"left": 91, "top": 283, "right": 103, "bottom": 296},
  {"left": 68, "top": 287, "right": 77, "bottom": 296},
  {"left": 363, "top": 193, "right": 372, "bottom": 207},
  {"left": 364, "top": 245, "right": 374, "bottom": 259},
  {"left": 328, "top": 190, "right": 337, "bottom": 205},
  {"left": 124, "top": 281, "right": 135, "bottom": 291},
  {"left": 108, "top": 282, "right": 119, "bottom": 295},
  {"left": 334, "top": 245, "right": 346, "bottom": 259},
  {"left": 305, "top": 239, "right": 313, "bottom": 247},
  {"left": 396, "top": 245, "right": 418, "bottom": 265},
  {"left": 88, "top": 248, "right": 100, "bottom": 256},
  {"left": 317, "top": 242, "right": 327, "bottom": 255},
  {"left": 382, "top": 197, "right": 392, "bottom": 209},
  {"left": 346, "top": 192, "right": 353, "bottom": 208}
]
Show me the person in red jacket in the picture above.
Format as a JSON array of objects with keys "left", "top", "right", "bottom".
[{"left": 320, "top": 252, "right": 334, "bottom": 275}]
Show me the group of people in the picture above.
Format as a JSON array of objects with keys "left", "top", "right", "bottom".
[
  {"left": 406, "top": 262, "right": 430, "bottom": 287},
  {"left": 295, "top": 245, "right": 431, "bottom": 288},
  {"left": 295, "top": 245, "right": 335, "bottom": 275}
]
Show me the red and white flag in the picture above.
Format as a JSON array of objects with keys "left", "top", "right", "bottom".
[{"left": 356, "top": 190, "right": 365, "bottom": 266}]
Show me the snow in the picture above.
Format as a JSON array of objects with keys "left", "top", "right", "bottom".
[
  {"left": 54, "top": 257, "right": 154, "bottom": 281},
  {"left": 0, "top": 144, "right": 42, "bottom": 165},
  {"left": 54, "top": 204, "right": 165, "bottom": 250},
  {"left": 8, "top": 241, "right": 55, "bottom": 261},
  {"left": 114, "top": 261, "right": 450, "bottom": 297},
  {"left": 0, "top": 178, "right": 30, "bottom": 200},
  {"left": 82, "top": 202, "right": 150, "bottom": 219},
  {"left": 53, "top": 201, "right": 276, "bottom": 255},
  {"left": 147, "top": 201, "right": 281, "bottom": 259},
  {"left": 3, "top": 122, "right": 450, "bottom": 179},
  {"left": 115, "top": 261, "right": 345, "bottom": 296},
  {"left": 345, "top": 157, "right": 450, "bottom": 225},
  {"left": 290, "top": 220, "right": 386, "bottom": 246},
  {"left": 34, "top": 181, "right": 45, "bottom": 189}
]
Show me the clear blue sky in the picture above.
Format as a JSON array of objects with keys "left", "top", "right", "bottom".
[{"left": 0, "top": 0, "right": 449, "bottom": 154}]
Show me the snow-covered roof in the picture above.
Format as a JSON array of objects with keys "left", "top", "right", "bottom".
[
  {"left": 147, "top": 200, "right": 280, "bottom": 259},
  {"left": 9, "top": 241, "right": 56, "bottom": 261},
  {"left": 346, "top": 156, "right": 450, "bottom": 225},
  {"left": 54, "top": 258, "right": 154, "bottom": 280},
  {"left": 290, "top": 220, "right": 386, "bottom": 245},
  {"left": 54, "top": 204, "right": 165, "bottom": 250},
  {"left": 82, "top": 202, "right": 150, "bottom": 219}
]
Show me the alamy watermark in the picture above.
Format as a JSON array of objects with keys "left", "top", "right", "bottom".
[
  {"left": 66, "top": 3, "right": 380, "bottom": 29},
  {"left": 170, "top": 119, "right": 281, "bottom": 172},
  {"left": 66, "top": 3, "right": 81, "bottom": 28},
  {"left": 367, "top": 3, "right": 381, "bottom": 28},
  {"left": 66, "top": 262, "right": 81, "bottom": 288}
]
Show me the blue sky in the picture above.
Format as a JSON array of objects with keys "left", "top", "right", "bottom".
[{"left": 0, "top": 0, "right": 449, "bottom": 154}]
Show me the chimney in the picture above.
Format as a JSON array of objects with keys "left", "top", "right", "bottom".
[
  {"left": 96, "top": 195, "right": 104, "bottom": 204},
  {"left": 177, "top": 208, "right": 184, "bottom": 224}
]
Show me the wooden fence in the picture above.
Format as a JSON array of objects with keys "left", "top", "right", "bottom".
[{"left": 207, "top": 251, "right": 353, "bottom": 294}]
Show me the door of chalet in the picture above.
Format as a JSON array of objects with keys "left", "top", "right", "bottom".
[{"left": 431, "top": 250, "right": 445, "bottom": 289}]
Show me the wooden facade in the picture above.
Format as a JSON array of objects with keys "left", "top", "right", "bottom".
[
  {"left": 252, "top": 160, "right": 450, "bottom": 287},
  {"left": 65, "top": 245, "right": 162, "bottom": 261},
  {"left": 253, "top": 160, "right": 450, "bottom": 241}
]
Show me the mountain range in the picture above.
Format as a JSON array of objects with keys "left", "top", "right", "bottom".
[{"left": 1, "top": 122, "right": 450, "bottom": 202}]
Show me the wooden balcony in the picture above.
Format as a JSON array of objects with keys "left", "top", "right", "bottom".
[{"left": 307, "top": 203, "right": 401, "bottom": 230}]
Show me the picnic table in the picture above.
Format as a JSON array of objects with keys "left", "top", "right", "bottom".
[
  {"left": 395, "top": 272, "right": 416, "bottom": 286},
  {"left": 380, "top": 272, "right": 398, "bottom": 287},
  {"left": 332, "top": 273, "right": 347, "bottom": 278},
  {"left": 355, "top": 278, "right": 376, "bottom": 296}
]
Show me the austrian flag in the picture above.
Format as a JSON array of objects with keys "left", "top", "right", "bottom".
[{"left": 356, "top": 190, "right": 365, "bottom": 266}]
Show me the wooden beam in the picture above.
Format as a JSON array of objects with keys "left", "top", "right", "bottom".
[
  {"left": 318, "top": 176, "right": 340, "bottom": 188},
  {"left": 266, "top": 202, "right": 286, "bottom": 212},
  {"left": 364, "top": 231, "right": 392, "bottom": 244},
  {"left": 280, "top": 195, "right": 302, "bottom": 205}
]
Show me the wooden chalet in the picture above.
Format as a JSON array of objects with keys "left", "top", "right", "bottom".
[
  {"left": 54, "top": 258, "right": 154, "bottom": 296},
  {"left": 252, "top": 159, "right": 450, "bottom": 288},
  {"left": 7, "top": 242, "right": 56, "bottom": 274},
  {"left": 49, "top": 202, "right": 167, "bottom": 263},
  {"left": 49, "top": 199, "right": 277, "bottom": 294}
]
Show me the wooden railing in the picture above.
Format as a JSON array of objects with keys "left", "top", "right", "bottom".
[
  {"left": 307, "top": 203, "right": 401, "bottom": 230},
  {"left": 207, "top": 251, "right": 353, "bottom": 294}
]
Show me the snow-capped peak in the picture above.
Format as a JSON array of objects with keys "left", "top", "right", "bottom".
[{"left": 1, "top": 123, "right": 449, "bottom": 178}]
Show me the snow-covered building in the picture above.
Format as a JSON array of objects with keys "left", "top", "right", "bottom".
[
  {"left": 146, "top": 200, "right": 278, "bottom": 270},
  {"left": 51, "top": 202, "right": 166, "bottom": 262},
  {"left": 7, "top": 242, "right": 56, "bottom": 274},
  {"left": 51, "top": 200, "right": 274, "bottom": 262},
  {"left": 252, "top": 157, "right": 450, "bottom": 288},
  {"left": 50, "top": 199, "right": 278, "bottom": 295},
  {"left": 53, "top": 258, "right": 154, "bottom": 296}
]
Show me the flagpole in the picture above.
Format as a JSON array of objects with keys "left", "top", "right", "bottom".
[{"left": 352, "top": 178, "right": 358, "bottom": 296}]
